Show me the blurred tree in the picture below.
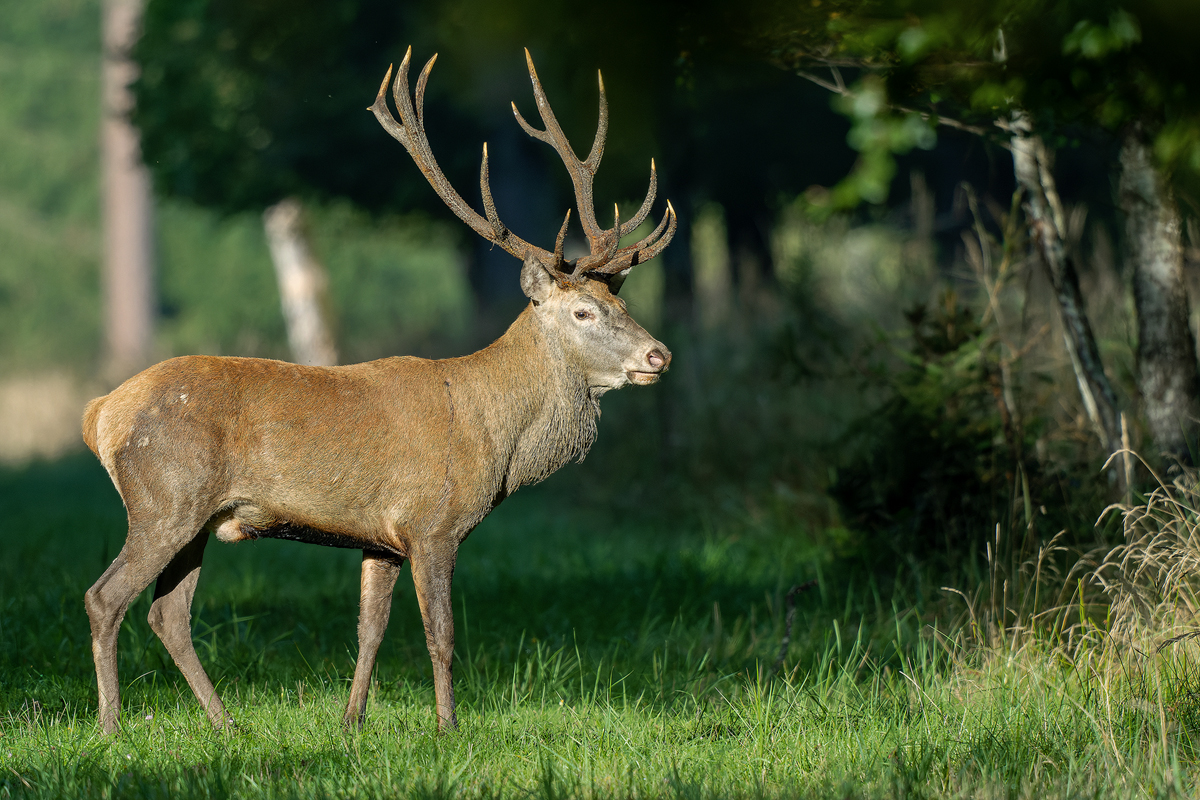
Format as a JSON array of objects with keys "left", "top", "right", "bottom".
[
  {"left": 761, "top": 0, "right": 1200, "bottom": 466},
  {"left": 103, "top": 0, "right": 155, "bottom": 378},
  {"left": 262, "top": 198, "right": 337, "bottom": 365},
  {"left": 132, "top": 0, "right": 425, "bottom": 363}
]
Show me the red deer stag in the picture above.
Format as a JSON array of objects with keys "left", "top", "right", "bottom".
[{"left": 80, "top": 48, "right": 675, "bottom": 734}]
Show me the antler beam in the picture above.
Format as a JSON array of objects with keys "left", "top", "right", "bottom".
[{"left": 370, "top": 48, "right": 556, "bottom": 267}]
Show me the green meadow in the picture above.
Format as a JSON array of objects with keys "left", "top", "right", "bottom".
[{"left": 3, "top": 455, "right": 1200, "bottom": 798}]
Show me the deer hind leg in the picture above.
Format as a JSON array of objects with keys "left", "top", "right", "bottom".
[
  {"left": 86, "top": 493, "right": 218, "bottom": 735},
  {"left": 85, "top": 530, "right": 191, "bottom": 734},
  {"left": 409, "top": 540, "right": 459, "bottom": 732},
  {"left": 344, "top": 550, "right": 404, "bottom": 729},
  {"left": 85, "top": 550, "right": 136, "bottom": 734},
  {"left": 146, "top": 530, "right": 232, "bottom": 729}
]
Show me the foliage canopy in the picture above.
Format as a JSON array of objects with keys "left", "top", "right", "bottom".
[{"left": 759, "top": 0, "right": 1200, "bottom": 207}]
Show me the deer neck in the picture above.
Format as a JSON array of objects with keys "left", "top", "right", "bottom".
[{"left": 449, "top": 305, "right": 599, "bottom": 494}]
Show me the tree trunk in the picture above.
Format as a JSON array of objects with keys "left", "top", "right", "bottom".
[
  {"left": 1009, "top": 112, "right": 1122, "bottom": 459},
  {"left": 725, "top": 205, "right": 773, "bottom": 304},
  {"left": 102, "top": 0, "right": 155, "bottom": 378},
  {"left": 263, "top": 198, "right": 338, "bottom": 366},
  {"left": 1120, "top": 125, "right": 1200, "bottom": 465}
]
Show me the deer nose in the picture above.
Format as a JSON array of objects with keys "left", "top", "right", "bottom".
[{"left": 646, "top": 348, "right": 671, "bottom": 371}]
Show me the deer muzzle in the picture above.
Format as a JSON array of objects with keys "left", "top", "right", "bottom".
[{"left": 627, "top": 346, "right": 671, "bottom": 385}]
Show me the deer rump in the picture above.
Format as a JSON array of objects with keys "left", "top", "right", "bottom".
[{"left": 80, "top": 47, "right": 674, "bottom": 736}]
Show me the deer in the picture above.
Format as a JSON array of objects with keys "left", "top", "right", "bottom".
[{"left": 80, "top": 47, "right": 676, "bottom": 735}]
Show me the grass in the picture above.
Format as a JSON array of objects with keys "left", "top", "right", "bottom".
[{"left": 3, "top": 456, "right": 1200, "bottom": 798}]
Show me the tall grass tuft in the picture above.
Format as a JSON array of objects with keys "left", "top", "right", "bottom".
[{"left": 1096, "top": 463, "right": 1200, "bottom": 644}]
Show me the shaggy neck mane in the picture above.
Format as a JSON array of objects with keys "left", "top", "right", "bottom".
[
  {"left": 451, "top": 307, "right": 600, "bottom": 494},
  {"left": 506, "top": 355, "right": 598, "bottom": 491}
]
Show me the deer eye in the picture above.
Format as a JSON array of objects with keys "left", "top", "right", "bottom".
[{"left": 574, "top": 309, "right": 593, "bottom": 321}]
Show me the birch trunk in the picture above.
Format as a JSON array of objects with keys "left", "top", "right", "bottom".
[
  {"left": 263, "top": 198, "right": 338, "bottom": 366},
  {"left": 1009, "top": 112, "right": 1122, "bottom": 458},
  {"left": 1120, "top": 126, "right": 1200, "bottom": 464},
  {"left": 102, "top": 0, "right": 155, "bottom": 378}
]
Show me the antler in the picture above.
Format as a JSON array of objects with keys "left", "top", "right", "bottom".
[
  {"left": 597, "top": 198, "right": 678, "bottom": 275},
  {"left": 511, "top": 49, "right": 676, "bottom": 277},
  {"left": 370, "top": 48, "right": 558, "bottom": 268},
  {"left": 371, "top": 47, "right": 675, "bottom": 283}
]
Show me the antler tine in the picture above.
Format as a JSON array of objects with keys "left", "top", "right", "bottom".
[
  {"left": 371, "top": 48, "right": 553, "bottom": 265},
  {"left": 584, "top": 71, "right": 608, "bottom": 171},
  {"left": 553, "top": 209, "right": 571, "bottom": 266},
  {"left": 617, "top": 201, "right": 671, "bottom": 256},
  {"left": 619, "top": 159, "right": 658, "bottom": 237},
  {"left": 414, "top": 50, "right": 435, "bottom": 126},
  {"left": 479, "top": 143, "right": 506, "bottom": 241},
  {"left": 630, "top": 201, "right": 677, "bottom": 264},
  {"left": 510, "top": 101, "right": 547, "bottom": 143},
  {"left": 602, "top": 202, "right": 621, "bottom": 261},
  {"left": 512, "top": 49, "right": 606, "bottom": 244},
  {"left": 588, "top": 201, "right": 677, "bottom": 275},
  {"left": 389, "top": 47, "right": 418, "bottom": 146},
  {"left": 370, "top": 64, "right": 409, "bottom": 146}
]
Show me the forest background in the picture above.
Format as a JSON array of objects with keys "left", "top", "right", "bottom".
[{"left": 6, "top": 0, "right": 1200, "bottom": 796}]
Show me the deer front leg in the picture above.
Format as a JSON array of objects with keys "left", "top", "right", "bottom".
[
  {"left": 344, "top": 550, "right": 404, "bottom": 729},
  {"left": 409, "top": 541, "right": 458, "bottom": 732}
]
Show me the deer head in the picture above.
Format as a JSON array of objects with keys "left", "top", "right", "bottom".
[{"left": 370, "top": 48, "right": 675, "bottom": 391}]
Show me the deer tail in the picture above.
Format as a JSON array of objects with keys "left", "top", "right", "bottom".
[{"left": 81, "top": 395, "right": 107, "bottom": 454}]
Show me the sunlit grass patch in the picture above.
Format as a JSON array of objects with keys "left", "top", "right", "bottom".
[
  {"left": 7, "top": 655, "right": 1198, "bottom": 798},
  {"left": 5, "top": 457, "right": 1200, "bottom": 798}
]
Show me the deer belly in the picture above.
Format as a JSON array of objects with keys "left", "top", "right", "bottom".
[{"left": 207, "top": 503, "right": 372, "bottom": 550}]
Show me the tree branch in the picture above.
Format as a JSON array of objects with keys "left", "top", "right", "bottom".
[{"left": 796, "top": 68, "right": 1006, "bottom": 144}]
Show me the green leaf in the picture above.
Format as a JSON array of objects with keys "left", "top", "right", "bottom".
[{"left": 1063, "top": 10, "right": 1141, "bottom": 59}]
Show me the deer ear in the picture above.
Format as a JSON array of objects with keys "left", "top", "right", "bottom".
[
  {"left": 608, "top": 268, "right": 631, "bottom": 296},
  {"left": 520, "top": 256, "right": 555, "bottom": 303}
]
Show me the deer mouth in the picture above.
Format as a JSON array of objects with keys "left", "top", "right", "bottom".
[{"left": 626, "top": 370, "right": 661, "bottom": 386}]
